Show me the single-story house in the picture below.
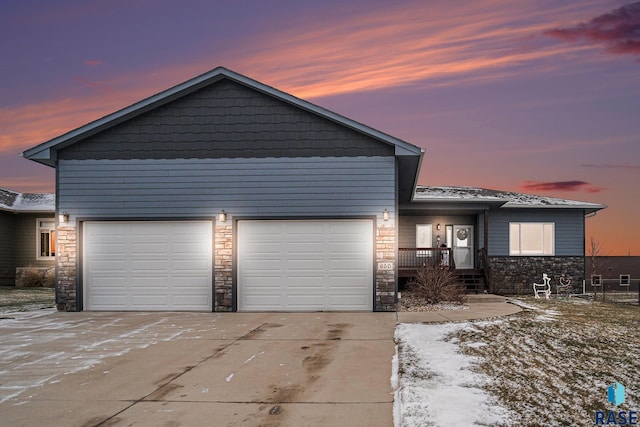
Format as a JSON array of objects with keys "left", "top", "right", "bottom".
[
  {"left": 22, "top": 67, "right": 605, "bottom": 312},
  {"left": 585, "top": 256, "right": 640, "bottom": 292},
  {"left": 0, "top": 188, "right": 55, "bottom": 286}
]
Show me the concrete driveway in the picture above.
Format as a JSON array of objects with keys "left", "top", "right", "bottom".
[{"left": 0, "top": 310, "right": 396, "bottom": 426}]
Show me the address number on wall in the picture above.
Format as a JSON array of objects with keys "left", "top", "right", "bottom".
[{"left": 378, "top": 262, "right": 394, "bottom": 271}]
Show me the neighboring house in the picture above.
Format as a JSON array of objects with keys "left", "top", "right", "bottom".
[
  {"left": 585, "top": 256, "right": 640, "bottom": 292},
  {"left": 0, "top": 188, "right": 55, "bottom": 286},
  {"left": 21, "top": 67, "right": 605, "bottom": 312}
]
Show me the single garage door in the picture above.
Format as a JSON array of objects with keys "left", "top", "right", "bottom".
[
  {"left": 237, "top": 220, "right": 373, "bottom": 311},
  {"left": 83, "top": 221, "right": 212, "bottom": 311}
]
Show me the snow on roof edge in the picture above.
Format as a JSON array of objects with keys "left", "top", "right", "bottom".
[
  {"left": 413, "top": 185, "right": 606, "bottom": 210},
  {"left": 0, "top": 188, "right": 55, "bottom": 212}
]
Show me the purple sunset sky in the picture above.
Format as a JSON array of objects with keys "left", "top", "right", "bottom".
[{"left": 1, "top": 0, "right": 639, "bottom": 254}]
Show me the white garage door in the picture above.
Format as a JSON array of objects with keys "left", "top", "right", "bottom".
[
  {"left": 237, "top": 220, "right": 373, "bottom": 311},
  {"left": 83, "top": 221, "right": 212, "bottom": 311}
]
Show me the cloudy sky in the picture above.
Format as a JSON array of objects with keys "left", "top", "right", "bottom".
[{"left": 1, "top": 0, "right": 639, "bottom": 255}]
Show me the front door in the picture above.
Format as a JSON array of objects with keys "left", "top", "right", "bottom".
[{"left": 453, "top": 225, "right": 474, "bottom": 269}]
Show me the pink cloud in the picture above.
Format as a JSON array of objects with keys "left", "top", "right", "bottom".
[
  {"left": 545, "top": 2, "right": 640, "bottom": 56},
  {"left": 520, "top": 180, "right": 604, "bottom": 193},
  {"left": 0, "top": 174, "right": 55, "bottom": 193},
  {"left": 0, "top": 2, "right": 610, "bottom": 159},
  {"left": 235, "top": 2, "right": 589, "bottom": 99},
  {"left": 0, "top": 64, "right": 205, "bottom": 153},
  {"left": 74, "top": 76, "right": 113, "bottom": 93},
  {"left": 581, "top": 163, "right": 640, "bottom": 170}
]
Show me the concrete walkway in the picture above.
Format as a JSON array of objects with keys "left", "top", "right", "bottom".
[{"left": 396, "top": 294, "right": 522, "bottom": 323}]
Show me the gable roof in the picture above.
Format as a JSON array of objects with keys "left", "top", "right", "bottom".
[
  {"left": 22, "top": 66, "right": 423, "bottom": 166},
  {"left": 22, "top": 66, "right": 424, "bottom": 203},
  {"left": 0, "top": 188, "right": 55, "bottom": 213},
  {"left": 413, "top": 186, "right": 606, "bottom": 214}
]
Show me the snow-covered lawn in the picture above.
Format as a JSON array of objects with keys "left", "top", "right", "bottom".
[
  {"left": 394, "top": 297, "right": 640, "bottom": 426},
  {"left": 0, "top": 287, "right": 54, "bottom": 314}
]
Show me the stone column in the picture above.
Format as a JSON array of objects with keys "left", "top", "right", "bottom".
[
  {"left": 375, "top": 219, "right": 396, "bottom": 311},
  {"left": 56, "top": 226, "right": 77, "bottom": 311},
  {"left": 214, "top": 223, "right": 233, "bottom": 311}
]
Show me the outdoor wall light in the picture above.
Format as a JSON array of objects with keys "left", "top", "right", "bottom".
[
  {"left": 59, "top": 211, "right": 69, "bottom": 223},
  {"left": 218, "top": 210, "right": 227, "bottom": 222},
  {"left": 382, "top": 209, "right": 390, "bottom": 221},
  {"left": 437, "top": 223, "right": 441, "bottom": 230}
]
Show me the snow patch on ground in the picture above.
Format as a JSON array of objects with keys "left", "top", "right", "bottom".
[
  {"left": 394, "top": 323, "right": 512, "bottom": 426},
  {"left": 506, "top": 299, "right": 539, "bottom": 310},
  {"left": 404, "top": 298, "right": 640, "bottom": 425},
  {"left": 0, "top": 311, "right": 201, "bottom": 403}
]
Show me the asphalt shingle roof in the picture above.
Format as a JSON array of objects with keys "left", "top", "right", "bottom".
[
  {"left": 414, "top": 186, "right": 606, "bottom": 211},
  {"left": 0, "top": 188, "right": 55, "bottom": 212}
]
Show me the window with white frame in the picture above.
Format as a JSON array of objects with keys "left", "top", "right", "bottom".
[
  {"left": 591, "top": 275, "right": 602, "bottom": 286},
  {"left": 416, "top": 224, "right": 432, "bottom": 257},
  {"left": 620, "top": 274, "right": 631, "bottom": 286},
  {"left": 37, "top": 219, "right": 56, "bottom": 259},
  {"left": 509, "top": 222, "right": 554, "bottom": 256}
]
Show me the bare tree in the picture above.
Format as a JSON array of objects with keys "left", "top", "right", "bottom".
[{"left": 588, "top": 237, "right": 605, "bottom": 299}]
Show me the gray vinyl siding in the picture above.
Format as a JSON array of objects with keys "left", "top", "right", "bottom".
[
  {"left": 0, "top": 212, "right": 17, "bottom": 285},
  {"left": 398, "top": 215, "right": 475, "bottom": 247},
  {"left": 488, "top": 209, "right": 585, "bottom": 256},
  {"left": 58, "top": 157, "right": 395, "bottom": 220},
  {"left": 15, "top": 214, "right": 56, "bottom": 268},
  {"left": 58, "top": 79, "right": 393, "bottom": 160}
]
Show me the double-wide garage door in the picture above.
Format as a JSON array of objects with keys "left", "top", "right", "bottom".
[
  {"left": 237, "top": 220, "right": 374, "bottom": 311},
  {"left": 83, "top": 221, "right": 213, "bottom": 311}
]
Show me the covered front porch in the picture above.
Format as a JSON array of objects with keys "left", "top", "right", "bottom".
[
  {"left": 397, "top": 246, "right": 487, "bottom": 293},
  {"left": 398, "top": 194, "right": 505, "bottom": 293}
]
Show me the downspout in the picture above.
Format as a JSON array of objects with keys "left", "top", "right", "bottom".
[{"left": 484, "top": 209, "right": 491, "bottom": 293}]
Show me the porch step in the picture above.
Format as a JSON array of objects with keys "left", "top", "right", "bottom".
[{"left": 455, "top": 269, "right": 485, "bottom": 294}]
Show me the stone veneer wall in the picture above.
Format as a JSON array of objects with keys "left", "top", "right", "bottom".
[
  {"left": 214, "top": 223, "right": 233, "bottom": 311},
  {"left": 376, "top": 220, "right": 396, "bottom": 311},
  {"left": 56, "top": 226, "right": 77, "bottom": 311},
  {"left": 489, "top": 256, "right": 584, "bottom": 295}
]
